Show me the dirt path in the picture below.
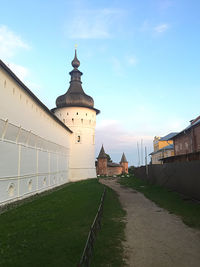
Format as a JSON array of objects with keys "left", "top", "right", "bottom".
[{"left": 100, "top": 178, "right": 200, "bottom": 267}]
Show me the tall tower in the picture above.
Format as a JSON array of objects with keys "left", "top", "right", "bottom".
[
  {"left": 120, "top": 153, "right": 128, "bottom": 174},
  {"left": 52, "top": 49, "right": 100, "bottom": 181},
  {"left": 97, "top": 145, "right": 108, "bottom": 176}
]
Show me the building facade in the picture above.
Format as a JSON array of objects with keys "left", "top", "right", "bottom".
[
  {"left": 163, "top": 115, "right": 200, "bottom": 163},
  {"left": 0, "top": 50, "right": 99, "bottom": 205},
  {"left": 150, "top": 133, "right": 177, "bottom": 164}
]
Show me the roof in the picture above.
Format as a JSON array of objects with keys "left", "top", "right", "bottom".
[
  {"left": 0, "top": 59, "right": 72, "bottom": 134},
  {"left": 149, "top": 144, "right": 174, "bottom": 155},
  {"left": 107, "top": 162, "right": 121, "bottom": 167},
  {"left": 54, "top": 50, "right": 100, "bottom": 115},
  {"left": 172, "top": 116, "right": 200, "bottom": 139},
  {"left": 120, "top": 152, "right": 128, "bottom": 163},
  {"left": 159, "top": 132, "right": 178, "bottom": 141},
  {"left": 97, "top": 145, "right": 107, "bottom": 159}
]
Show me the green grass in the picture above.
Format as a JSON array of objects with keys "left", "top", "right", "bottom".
[
  {"left": 119, "top": 176, "right": 200, "bottom": 230},
  {"left": 0, "top": 179, "right": 125, "bottom": 267},
  {"left": 91, "top": 186, "right": 126, "bottom": 267}
]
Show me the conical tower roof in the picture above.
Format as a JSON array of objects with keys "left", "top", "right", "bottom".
[
  {"left": 120, "top": 152, "right": 128, "bottom": 163},
  {"left": 55, "top": 49, "right": 100, "bottom": 114},
  {"left": 97, "top": 145, "right": 107, "bottom": 159}
]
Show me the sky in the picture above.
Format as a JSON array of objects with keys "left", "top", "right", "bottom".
[{"left": 1, "top": 0, "right": 200, "bottom": 166}]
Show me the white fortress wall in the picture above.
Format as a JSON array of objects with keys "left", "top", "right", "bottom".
[
  {"left": 0, "top": 63, "right": 72, "bottom": 205},
  {"left": 54, "top": 106, "right": 97, "bottom": 181}
]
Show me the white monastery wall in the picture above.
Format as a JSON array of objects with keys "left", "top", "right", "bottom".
[
  {"left": 0, "top": 65, "right": 71, "bottom": 205},
  {"left": 54, "top": 106, "right": 97, "bottom": 181}
]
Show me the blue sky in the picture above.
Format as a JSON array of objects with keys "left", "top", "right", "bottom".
[{"left": 1, "top": 0, "right": 200, "bottom": 166}]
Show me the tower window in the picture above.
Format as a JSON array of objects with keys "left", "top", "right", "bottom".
[
  {"left": 86, "top": 113, "right": 87, "bottom": 116},
  {"left": 76, "top": 112, "right": 78, "bottom": 115},
  {"left": 67, "top": 112, "right": 69, "bottom": 115},
  {"left": 76, "top": 132, "right": 81, "bottom": 144},
  {"left": 81, "top": 119, "right": 83, "bottom": 124},
  {"left": 72, "top": 118, "right": 74, "bottom": 123}
]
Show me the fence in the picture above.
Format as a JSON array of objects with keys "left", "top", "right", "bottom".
[
  {"left": 134, "top": 161, "right": 200, "bottom": 200},
  {"left": 0, "top": 118, "right": 70, "bottom": 205},
  {"left": 77, "top": 187, "right": 106, "bottom": 267}
]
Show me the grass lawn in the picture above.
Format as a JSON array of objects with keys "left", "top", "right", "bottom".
[
  {"left": 119, "top": 175, "right": 200, "bottom": 230},
  {"left": 0, "top": 179, "right": 125, "bottom": 267}
]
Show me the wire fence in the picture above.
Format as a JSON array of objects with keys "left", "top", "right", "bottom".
[{"left": 77, "top": 187, "right": 106, "bottom": 267}]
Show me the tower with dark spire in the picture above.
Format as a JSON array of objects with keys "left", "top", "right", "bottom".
[
  {"left": 55, "top": 49, "right": 99, "bottom": 113},
  {"left": 52, "top": 49, "right": 100, "bottom": 181},
  {"left": 97, "top": 145, "right": 108, "bottom": 176},
  {"left": 120, "top": 152, "right": 128, "bottom": 174}
]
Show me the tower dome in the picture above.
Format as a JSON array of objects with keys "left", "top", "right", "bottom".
[{"left": 55, "top": 49, "right": 100, "bottom": 114}]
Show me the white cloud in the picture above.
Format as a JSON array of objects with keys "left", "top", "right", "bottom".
[
  {"left": 67, "top": 8, "right": 124, "bottom": 39},
  {"left": 6, "top": 62, "right": 29, "bottom": 81},
  {"left": 0, "top": 25, "right": 30, "bottom": 60},
  {"left": 159, "top": 0, "right": 173, "bottom": 10},
  {"left": 111, "top": 57, "right": 123, "bottom": 75},
  {"left": 127, "top": 55, "right": 137, "bottom": 66},
  {"left": 95, "top": 119, "right": 153, "bottom": 166},
  {"left": 154, "top": 23, "right": 169, "bottom": 33}
]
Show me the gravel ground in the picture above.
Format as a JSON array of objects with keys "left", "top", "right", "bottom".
[{"left": 100, "top": 178, "right": 200, "bottom": 267}]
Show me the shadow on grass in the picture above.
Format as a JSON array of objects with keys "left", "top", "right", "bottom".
[{"left": 0, "top": 178, "right": 126, "bottom": 267}]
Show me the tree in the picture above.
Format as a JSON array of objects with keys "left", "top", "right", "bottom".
[{"left": 105, "top": 153, "right": 112, "bottom": 162}]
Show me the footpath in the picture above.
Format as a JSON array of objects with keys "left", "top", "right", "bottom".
[{"left": 100, "top": 178, "right": 200, "bottom": 267}]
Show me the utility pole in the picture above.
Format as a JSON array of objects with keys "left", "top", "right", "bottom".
[
  {"left": 141, "top": 139, "right": 143, "bottom": 166},
  {"left": 137, "top": 142, "right": 140, "bottom": 167},
  {"left": 145, "top": 146, "right": 148, "bottom": 176}
]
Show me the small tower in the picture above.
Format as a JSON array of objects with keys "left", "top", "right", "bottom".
[
  {"left": 52, "top": 49, "right": 100, "bottom": 181},
  {"left": 97, "top": 145, "right": 108, "bottom": 176},
  {"left": 120, "top": 152, "right": 128, "bottom": 174}
]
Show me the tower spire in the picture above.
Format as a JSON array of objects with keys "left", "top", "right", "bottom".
[
  {"left": 71, "top": 47, "right": 80, "bottom": 69},
  {"left": 55, "top": 49, "right": 100, "bottom": 114}
]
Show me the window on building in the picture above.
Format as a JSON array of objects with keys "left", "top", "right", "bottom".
[
  {"left": 76, "top": 132, "right": 81, "bottom": 144},
  {"left": 43, "top": 177, "right": 47, "bottom": 186},
  {"left": 8, "top": 183, "right": 15, "bottom": 197},
  {"left": 28, "top": 179, "right": 32, "bottom": 191}
]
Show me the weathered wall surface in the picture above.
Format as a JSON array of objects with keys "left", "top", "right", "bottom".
[
  {"left": 134, "top": 162, "right": 200, "bottom": 200},
  {"left": 0, "top": 63, "right": 71, "bottom": 205},
  {"left": 107, "top": 166, "right": 122, "bottom": 176}
]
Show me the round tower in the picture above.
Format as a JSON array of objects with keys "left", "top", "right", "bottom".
[
  {"left": 120, "top": 152, "right": 128, "bottom": 174},
  {"left": 52, "top": 49, "right": 100, "bottom": 181},
  {"left": 97, "top": 145, "right": 108, "bottom": 176}
]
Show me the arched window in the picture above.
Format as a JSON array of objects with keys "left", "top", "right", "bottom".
[
  {"left": 76, "top": 132, "right": 81, "bottom": 144},
  {"left": 43, "top": 177, "right": 47, "bottom": 186},
  {"left": 28, "top": 179, "right": 32, "bottom": 191},
  {"left": 8, "top": 183, "right": 15, "bottom": 197}
]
